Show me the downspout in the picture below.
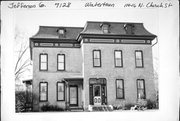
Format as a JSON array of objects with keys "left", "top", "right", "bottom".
[{"left": 151, "top": 36, "right": 158, "bottom": 107}]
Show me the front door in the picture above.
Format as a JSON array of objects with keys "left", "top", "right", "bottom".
[
  {"left": 69, "top": 86, "right": 78, "bottom": 106},
  {"left": 93, "top": 85, "right": 101, "bottom": 106},
  {"left": 89, "top": 78, "right": 107, "bottom": 105}
]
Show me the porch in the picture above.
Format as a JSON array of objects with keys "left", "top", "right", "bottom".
[{"left": 64, "top": 78, "right": 84, "bottom": 110}]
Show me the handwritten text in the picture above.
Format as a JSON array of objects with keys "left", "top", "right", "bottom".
[
  {"left": 85, "top": 2, "right": 115, "bottom": 8},
  {"left": 124, "top": 2, "right": 173, "bottom": 8}
]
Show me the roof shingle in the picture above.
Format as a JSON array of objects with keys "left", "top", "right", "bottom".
[
  {"left": 30, "top": 21, "right": 156, "bottom": 40},
  {"left": 31, "top": 26, "right": 84, "bottom": 39},
  {"left": 81, "top": 21, "right": 156, "bottom": 36}
]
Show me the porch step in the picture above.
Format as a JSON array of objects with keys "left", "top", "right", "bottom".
[
  {"left": 69, "top": 107, "right": 84, "bottom": 112},
  {"left": 89, "top": 105, "right": 113, "bottom": 112}
]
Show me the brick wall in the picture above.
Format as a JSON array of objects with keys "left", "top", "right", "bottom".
[
  {"left": 82, "top": 39, "right": 156, "bottom": 109},
  {"left": 32, "top": 47, "right": 82, "bottom": 111},
  {"left": 32, "top": 40, "right": 156, "bottom": 111}
]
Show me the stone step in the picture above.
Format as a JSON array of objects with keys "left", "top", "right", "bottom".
[
  {"left": 89, "top": 105, "right": 113, "bottom": 112},
  {"left": 69, "top": 107, "right": 84, "bottom": 112}
]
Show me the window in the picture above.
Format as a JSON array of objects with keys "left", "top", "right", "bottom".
[
  {"left": 57, "top": 82, "right": 65, "bottom": 101},
  {"left": 57, "top": 54, "right": 65, "bottom": 71},
  {"left": 135, "top": 50, "right": 143, "bottom": 68},
  {"left": 116, "top": 79, "right": 124, "bottom": 99},
  {"left": 57, "top": 29, "right": 65, "bottom": 35},
  {"left": 39, "top": 53, "right": 48, "bottom": 71},
  {"left": 58, "top": 29, "right": 64, "bottom": 34},
  {"left": 137, "top": 79, "right": 146, "bottom": 99},
  {"left": 57, "top": 29, "right": 66, "bottom": 38},
  {"left": 102, "top": 25, "right": 109, "bottom": 33},
  {"left": 124, "top": 23, "right": 135, "bottom": 34},
  {"left": 93, "top": 50, "right": 101, "bottom": 67},
  {"left": 39, "top": 82, "right": 48, "bottom": 101},
  {"left": 114, "top": 50, "right": 123, "bottom": 67},
  {"left": 100, "top": 23, "right": 110, "bottom": 33}
]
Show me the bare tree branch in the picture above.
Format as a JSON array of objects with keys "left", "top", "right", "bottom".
[
  {"left": 14, "top": 29, "right": 32, "bottom": 82},
  {"left": 15, "top": 58, "right": 30, "bottom": 74},
  {"left": 15, "top": 62, "right": 31, "bottom": 76},
  {"left": 14, "top": 46, "right": 28, "bottom": 72}
]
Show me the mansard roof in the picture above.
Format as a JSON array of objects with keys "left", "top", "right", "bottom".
[
  {"left": 78, "top": 21, "right": 156, "bottom": 40},
  {"left": 31, "top": 26, "right": 84, "bottom": 40},
  {"left": 82, "top": 21, "right": 155, "bottom": 36},
  {"left": 30, "top": 21, "right": 156, "bottom": 41}
]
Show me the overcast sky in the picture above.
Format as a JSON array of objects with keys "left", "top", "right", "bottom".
[{"left": 15, "top": 8, "right": 159, "bottom": 36}]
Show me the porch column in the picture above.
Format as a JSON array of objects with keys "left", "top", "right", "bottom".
[{"left": 66, "top": 84, "right": 69, "bottom": 110}]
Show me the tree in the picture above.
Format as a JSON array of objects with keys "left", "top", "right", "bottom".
[
  {"left": 14, "top": 44, "right": 31, "bottom": 81},
  {"left": 14, "top": 27, "right": 32, "bottom": 82},
  {"left": 14, "top": 27, "right": 33, "bottom": 112}
]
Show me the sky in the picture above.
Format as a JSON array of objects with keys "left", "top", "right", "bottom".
[{"left": 15, "top": 8, "right": 159, "bottom": 35}]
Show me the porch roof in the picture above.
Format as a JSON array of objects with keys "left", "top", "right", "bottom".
[
  {"left": 64, "top": 78, "right": 83, "bottom": 86},
  {"left": 22, "top": 79, "right": 32, "bottom": 85},
  {"left": 64, "top": 78, "right": 83, "bottom": 81}
]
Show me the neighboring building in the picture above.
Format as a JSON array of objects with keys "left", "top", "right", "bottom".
[
  {"left": 23, "top": 79, "right": 33, "bottom": 111},
  {"left": 15, "top": 79, "right": 26, "bottom": 91},
  {"left": 30, "top": 21, "right": 157, "bottom": 111}
]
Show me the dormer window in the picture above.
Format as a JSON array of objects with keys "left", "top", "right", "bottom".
[
  {"left": 100, "top": 23, "right": 110, "bottom": 34},
  {"left": 57, "top": 28, "right": 66, "bottom": 37},
  {"left": 58, "top": 29, "right": 64, "bottom": 34},
  {"left": 124, "top": 23, "right": 135, "bottom": 35},
  {"left": 102, "top": 24, "right": 109, "bottom": 33}
]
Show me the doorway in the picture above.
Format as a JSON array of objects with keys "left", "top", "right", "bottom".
[
  {"left": 89, "top": 78, "right": 107, "bottom": 105},
  {"left": 93, "top": 85, "right": 101, "bottom": 105},
  {"left": 69, "top": 85, "right": 78, "bottom": 106}
]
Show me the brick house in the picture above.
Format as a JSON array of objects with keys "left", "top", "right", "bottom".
[{"left": 29, "top": 21, "right": 157, "bottom": 111}]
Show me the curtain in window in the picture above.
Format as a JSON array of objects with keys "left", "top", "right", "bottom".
[
  {"left": 57, "top": 83, "right": 64, "bottom": 100},
  {"left": 137, "top": 80, "right": 145, "bottom": 99},
  {"left": 116, "top": 79, "right": 124, "bottom": 98},
  {"left": 40, "top": 83, "right": 47, "bottom": 101}
]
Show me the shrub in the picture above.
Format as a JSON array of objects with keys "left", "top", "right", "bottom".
[
  {"left": 41, "top": 104, "right": 65, "bottom": 112},
  {"left": 113, "top": 105, "right": 124, "bottom": 110},
  {"left": 146, "top": 99, "right": 157, "bottom": 109},
  {"left": 15, "top": 91, "right": 33, "bottom": 112},
  {"left": 15, "top": 91, "right": 26, "bottom": 112},
  {"left": 137, "top": 99, "right": 147, "bottom": 107},
  {"left": 112, "top": 105, "right": 118, "bottom": 110},
  {"left": 124, "top": 103, "right": 135, "bottom": 110}
]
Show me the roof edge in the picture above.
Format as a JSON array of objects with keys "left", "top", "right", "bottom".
[
  {"left": 78, "top": 33, "right": 156, "bottom": 41},
  {"left": 86, "top": 21, "right": 143, "bottom": 24}
]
